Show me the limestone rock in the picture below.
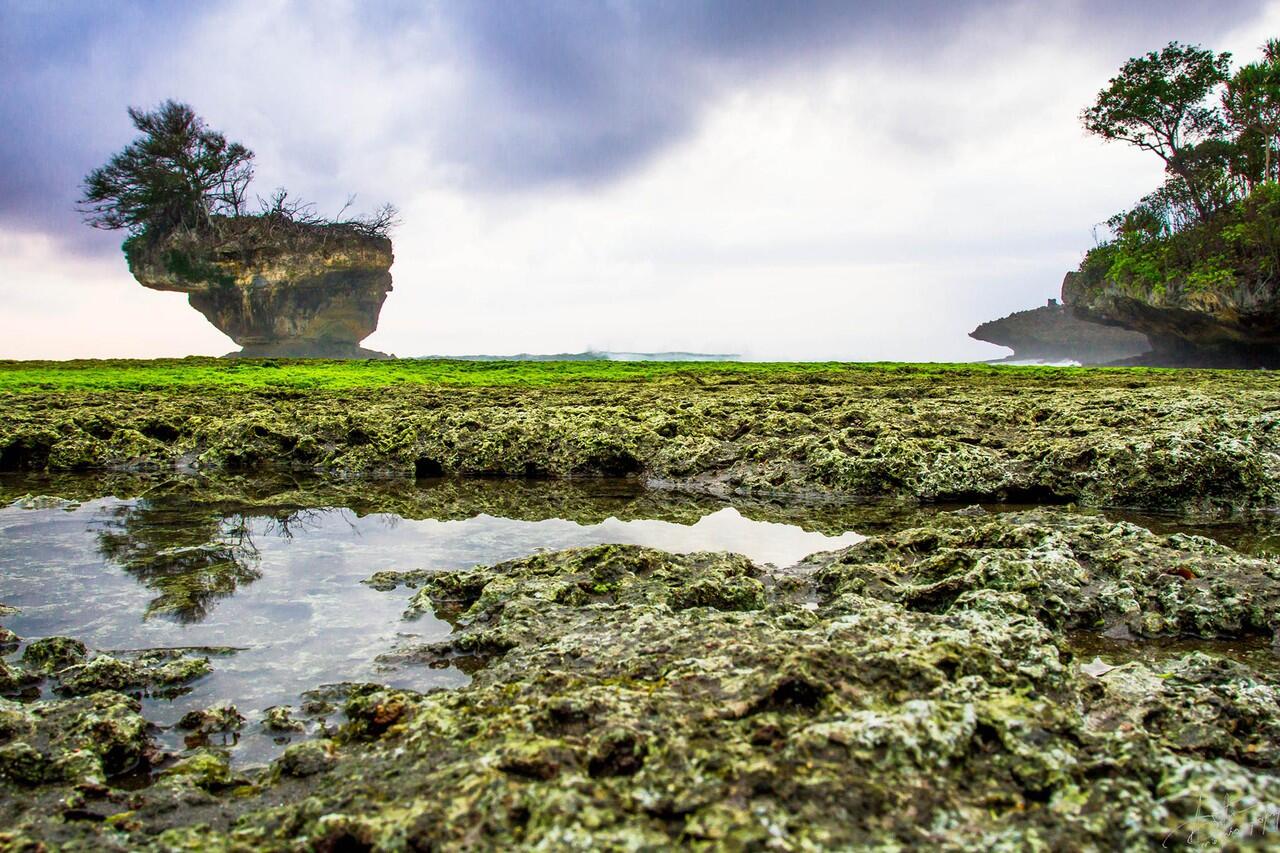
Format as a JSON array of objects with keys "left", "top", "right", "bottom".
[
  {"left": 1062, "top": 269, "right": 1280, "bottom": 367},
  {"left": 969, "top": 299, "right": 1150, "bottom": 364},
  {"left": 126, "top": 221, "right": 393, "bottom": 359}
]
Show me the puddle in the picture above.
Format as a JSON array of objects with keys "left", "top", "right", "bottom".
[
  {"left": 3, "top": 472, "right": 1279, "bottom": 767},
  {"left": 0, "top": 475, "right": 865, "bottom": 765}
]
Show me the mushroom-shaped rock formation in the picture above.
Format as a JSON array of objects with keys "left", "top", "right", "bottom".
[
  {"left": 127, "top": 221, "right": 393, "bottom": 359},
  {"left": 970, "top": 299, "right": 1151, "bottom": 364}
]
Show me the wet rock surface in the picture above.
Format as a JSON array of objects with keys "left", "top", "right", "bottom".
[
  {"left": 2, "top": 513, "right": 1279, "bottom": 849},
  {"left": 0, "top": 641, "right": 213, "bottom": 705},
  {"left": 804, "top": 509, "right": 1280, "bottom": 641},
  {"left": 4, "top": 367, "right": 1280, "bottom": 513}
]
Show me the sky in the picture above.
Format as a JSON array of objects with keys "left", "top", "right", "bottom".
[{"left": 3, "top": 0, "right": 1279, "bottom": 361}]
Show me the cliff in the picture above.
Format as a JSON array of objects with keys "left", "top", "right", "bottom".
[
  {"left": 969, "top": 300, "right": 1150, "bottom": 364},
  {"left": 1062, "top": 270, "right": 1280, "bottom": 367},
  {"left": 1062, "top": 183, "right": 1280, "bottom": 368},
  {"left": 126, "top": 219, "right": 394, "bottom": 359}
]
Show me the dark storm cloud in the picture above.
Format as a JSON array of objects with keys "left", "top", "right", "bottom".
[
  {"left": 0, "top": 2, "right": 206, "bottom": 249},
  {"left": 433, "top": 1, "right": 972, "bottom": 186},
  {"left": 0, "top": 0, "right": 1267, "bottom": 250}
]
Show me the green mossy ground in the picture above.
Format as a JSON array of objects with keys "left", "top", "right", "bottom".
[
  {"left": 3, "top": 360, "right": 1279, "bottom": 513},
  {"left": 5, "top": 362, "right": 1280, "bottom": 848}
]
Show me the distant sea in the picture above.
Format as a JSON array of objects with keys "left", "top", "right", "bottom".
[{"left": 414, "top": 351, "right": 740, "bottom": 362}]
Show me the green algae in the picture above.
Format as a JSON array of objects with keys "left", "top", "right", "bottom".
[
  {"left": 261, "top": 706, "right": 303, "bottom": 734},
  {"left": 20, "top": 637, "right": 87, "bottom": 673},
  {"left": 3, "top": 363, "right": 1280, "bottom": 512}
]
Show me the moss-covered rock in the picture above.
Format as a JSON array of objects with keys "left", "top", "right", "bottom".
[
  {"left": 4, "top": 523, "right": 1280, "bottom": 848},
  {"left": 261, "top": 705, "right": 304, "bottom": 734},
  {"left": 21, "top": 637, "right": 88, "bottom": 673},
  {"left": 159, "top": 748, "right": 234, "bottom": 790},
  {"left": 272, "top": 739, "right": 335, "bottom": 778},
  {"left": 406, "top": 544, "right": 767, "bottom": 624},
  {"left": 54, "top": 651, "right": 211, "bottom": 698},
  {"left": 0, "top": 660, "right": 41, "bottom": 698},
  {"left": 177, "top": 705, "right": 244, "bottom": 735},
  {"left": 806, "top": 509, "right": 1280, "bottom": 640},
  {"left": 5, "top": 366, "right": 1280, "bottom": 512},
  {"left": 0, "top": 692, "right": 150, "bottom": 787}
]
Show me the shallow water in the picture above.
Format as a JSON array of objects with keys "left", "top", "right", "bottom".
[
  {"left": 2, "top": 473, "right": 1278, "bottom": 767},
  {"left": 0, "top": 475, "right": 867, "bottom": 765}
]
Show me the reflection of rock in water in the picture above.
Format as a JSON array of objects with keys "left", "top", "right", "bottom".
[{"left": 95, "top": 502, "right": 268, "bottom": 623}]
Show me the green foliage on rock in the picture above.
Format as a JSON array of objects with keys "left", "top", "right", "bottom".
[
  {"left": 80, "top": 101, "right": 254, "bottom": 236},
  {"left": 1080, "top": 38, "right": 1280, "bottom": 303},
  {"left": 1081, "top": 180, "right": 1280, "bottom": 302}
]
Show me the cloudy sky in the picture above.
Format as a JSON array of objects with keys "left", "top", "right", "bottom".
[{"left": 3, "top": 0, "right": 1278, "bottom": 360}]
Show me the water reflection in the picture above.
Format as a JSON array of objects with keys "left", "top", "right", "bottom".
[
  {"left": 94, "top": 504, "right": 265, "bottom": 623},
  {"left": 0, "top": 472, "right": 875, "bottom": 767},
  {"left": 3, "top": 472, "right": 1279, "bottom": 768}
]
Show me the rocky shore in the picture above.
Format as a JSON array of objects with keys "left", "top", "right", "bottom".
[
  {"left": 3, "top": 509, "right": 1280, "bottom": 849},
  {"left": 970, "top": 300, "right": 1151, "bottom": 364},
  {"left": 4, "top": 364, "right": 1280, "bottom": 849},
  {"left": 3, "top": 365, "right": 1279, "bottom": 513}
]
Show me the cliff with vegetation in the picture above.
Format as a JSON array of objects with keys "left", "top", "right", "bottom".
[
  {"left": 1065, "top": 40, "right": 1280, "bottom": 367},
  {"left": 1065, "top": 185, "right": 1280, "bottom": 366},
  {"left": 969, "top": 300, "right": 1150, "bottom": 364},
  {"left": 126, "top": 218, "right": 394, "bottom": 359}
]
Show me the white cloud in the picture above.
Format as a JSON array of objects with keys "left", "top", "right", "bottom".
[{"left": 3, "top": 1, "right": 1279, "bottom": 360}]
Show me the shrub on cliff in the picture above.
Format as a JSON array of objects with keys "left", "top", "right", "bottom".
[
  {"left": 80, "top": 101, "right": 398, "bottom": 257},
  {"left": 80, "top": 101, "right": 254, "bottom": 236},
  {"left": 1082, "top": 182, "right": 1280, "bottom": 301},
  {"left": 1080, "top": 39, "right": 1280, "bottom": 299}
]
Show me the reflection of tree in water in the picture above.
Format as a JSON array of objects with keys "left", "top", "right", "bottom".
[{"left": 95, "top": 499, "right": 325, "bottom": 623}]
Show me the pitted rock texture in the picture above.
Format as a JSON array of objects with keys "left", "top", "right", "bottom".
[{"left": 3, "top": 525, "right": 1280, "bottom": 848}]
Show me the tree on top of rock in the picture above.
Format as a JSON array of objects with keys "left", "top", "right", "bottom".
[
  {"left": 1082, "top": 42, "right": 1232, "bottom": 222},
  {"left": 79, "top": 100, "right": 398, "bottom": 242},
  {"left": 80, "top": 100, "right": 255, "bottom": 235}
]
